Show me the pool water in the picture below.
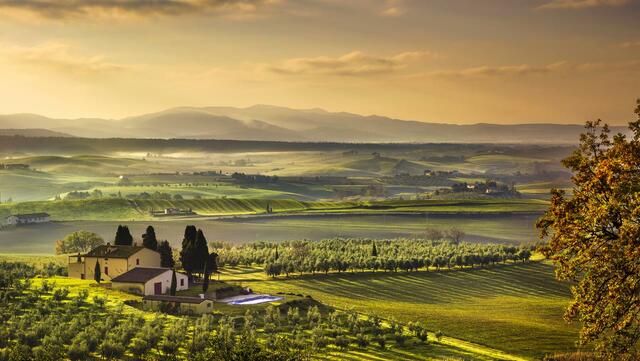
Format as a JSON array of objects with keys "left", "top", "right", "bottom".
[{"left": 227, "top": 295, "right": 283, "bottom": 305}]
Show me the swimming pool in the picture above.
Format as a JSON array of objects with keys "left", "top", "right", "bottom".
[{"left": 226, "top": 295, "right": 283, "bottom": 305}]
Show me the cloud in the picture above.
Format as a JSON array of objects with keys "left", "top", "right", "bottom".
[
  {"left": 423, "top": 60, "right": 639, "bottom": 78},
  {"left": 379, "top": 0, "right": 406, "bottom": 17},
  {"left": 620, "top": 41, "right": 640, "bottom": 48},
  {"left": 573, "top": 59, "right": 640, "bottom": 72},
  {"left": 537, "top": 0, "right": 631, "bottom": 10},
  {"left": 261, "top": 50, "right": 439, "bottom": 76},
  {"left": 0, "top": 0, "right": 281, "bottom": 20},
  {"left": 0, "top": 42, "right": 128, "bottom": 75}
]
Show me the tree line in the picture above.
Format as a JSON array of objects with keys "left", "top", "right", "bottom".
[{"left": 212, "top": 238, "right": 532, "bottom": 277}]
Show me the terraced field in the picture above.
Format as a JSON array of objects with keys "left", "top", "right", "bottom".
[{"left": 219, "top": 261, "right": 579, "bottom": 360}]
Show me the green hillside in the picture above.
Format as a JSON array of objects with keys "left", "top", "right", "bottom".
[
  {"left": 0, "top": 197, "right": 547, "bottom": 222},
  {"left": 220, "top": 261, "right": 579, "bottom": 359},
  {"left": 4, "top": 155, "right": 168, "bottom": 175}
]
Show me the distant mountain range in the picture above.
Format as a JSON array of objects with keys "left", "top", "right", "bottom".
[
  {"left": 0, "top": 105, "right": 626, "bottom": 143},
  {"left": 0, "top": 128, "right": 73, "bottom": 137}
]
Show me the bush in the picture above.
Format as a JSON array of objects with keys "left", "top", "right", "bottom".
[
  {"left": 394, "top": 332, "right": 408, "bottom": 347},
  {"left": 355, "top": 333, "right": 370, "bottom": 348},
  {"left": 52, "top": 287, "right": 69, "bottom": 302},
  {"left": 334, "top": 335, "right": 350, "bottom": 350},
  {"left": 99, "top": 339, "right": 125, "bottom": 360},
  {"left": 92, "top": 296, "right": 106, "bottom": 308},
  {"left": 67, "top": 340, "right": 90, "bottom": 361}
]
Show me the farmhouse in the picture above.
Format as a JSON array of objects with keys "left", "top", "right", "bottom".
[
  {"left": 68, "top": 243, "right": 160, "bottom": 281},
  {"left": 142, "top": 295, "right": 214, "bottom": 315},
  {"left": 6, "top": 213, "right": 50, "bottom": 225},
  {"left": 2, "top": 163, "right": 30, "bottom": 170},
  {"left": 164, "top": 208, "right": 180, "bottom": 215},
  {"left": 111, "top": 267, "right": 189, "bottom": 295}
]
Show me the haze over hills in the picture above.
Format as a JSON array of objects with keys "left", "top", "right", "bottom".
[
  {"left": 0, "top": 129, "right": 74, "bottom": 138},
  {"left": 0, "top": 105, "right": 626, "bottom": 143}
]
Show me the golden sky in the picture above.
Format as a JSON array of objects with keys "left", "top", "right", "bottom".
[{"left": 0, "top": 0, "right": 638, "bottom": 124}]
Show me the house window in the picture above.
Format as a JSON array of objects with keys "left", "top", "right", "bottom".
[
  {"left": 136, "top": 258, "right": 140, "bottom": 265},
  {"left": 180, "top": 279, "right": 184, "bottom": 286},
  {"left": 207, "top": 303, "right": 211, "bottom": 308},
  {"left": 104, "top": 266, "right": 109, "bottom": 275}
]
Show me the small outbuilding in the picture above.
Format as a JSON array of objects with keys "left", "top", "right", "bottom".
[
  {"left": 142, "top": 295, "right": 214, "bottom": 315},
  {"left": 6, "top": 213, "right": 50, "bottom": 225},
  {"left": 111, "top": 267, "right": 188, "bottom": 295}
]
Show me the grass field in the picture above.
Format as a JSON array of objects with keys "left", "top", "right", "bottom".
[
  {"left": 218, "top": 261, "right": 580, "bottom": 360},
  {"left": 82, "top": 184, "right": 305, "bottom": 200},
  {"left": 0, "top": 197, "right": 547, "bottom": 223}
]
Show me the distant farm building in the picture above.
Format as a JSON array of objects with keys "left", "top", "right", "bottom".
[
  {"left": 111, "top": 267, "right": 188, "bottom": 296},
  {"left": 143, "top": 295, "right": 214, "bottom": 314},
  {"left": 6, "top": 212, "right": 50, "bottom": 225},
  {"left": 68, "top": 243, "right": 160, "bottom": 281},
  {"left": 1, "top": 163, "right": 30, "bottom": 170},
  {"left": 149, "top": 208, "right": 195, "bottom": 217}
]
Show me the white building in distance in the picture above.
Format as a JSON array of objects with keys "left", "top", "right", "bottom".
[{"left": 6, "top": 213, "right": 50, "bottom": 225}]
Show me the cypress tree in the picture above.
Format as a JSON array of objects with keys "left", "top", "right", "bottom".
[
  {"left": 371, "top": 242, "right": 378, "bottom": 257},
  {"left": 206, "top": 252, "right": 219, "bottom": 281},
  {"left": 194, "top": 229, "right": 209, "bottom": 275},
  {"left": 158, "top": 241, "right": 175, "bottom": 268},
  {"left": 114, "top": 225, "right": 133, "bottom": 246},
  {"left": 275, "top": 245, "right": 279, "bottom": 260},
  {"left": 170, "top": 269, "right": 177, "bottom": 296},
  {"left": 208, "top": 252, "right": 219, "bottom": 274},
  {"left": 94, "top": 260, "right": 101, "bottom": 284},
  {"left": 180, "top": 225, "right": 197, "bottom": 280},
  {"left": 142, "top": 225, "right": 158, "bottom": 250},
  {"left": 202, "top": 257, "right": 210, "bottom": 293}
]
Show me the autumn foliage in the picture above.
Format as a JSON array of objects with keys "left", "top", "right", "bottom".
[{"left": 538, "top": 100, "right": 640, "bottom": 359}]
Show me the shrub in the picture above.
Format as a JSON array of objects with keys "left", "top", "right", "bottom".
[
  {"left": 356, "top": 333, "right": 370, "bottom": 348},
  {"left": 52, "top": 287, "right": 69, "bottom": 302},
  {"left": 67, "top": 340, "right": 90, "bottom": 361},
  {"left": 92, "top": 296, "right": 106, "bottom": 308},
  {"left": 394, "top": 332, "right": 408, "bottom": 347},
  {"left": 99, "top": 339, "right": 125, "bottom": 360},
  {"left": 334, "top": 335, "right": 350, "bottom": 350}
]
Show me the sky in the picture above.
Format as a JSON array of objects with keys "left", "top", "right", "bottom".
[{"left": 0, "top": 0, "right": 638, "bottom": 125}]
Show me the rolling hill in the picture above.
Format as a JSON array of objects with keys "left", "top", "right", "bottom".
[
  {"left": 0, "top": 105, "right": 627, "bottom": 144},
  {"left": 0, "top": 129, "right": 73, "bottom": 137}
]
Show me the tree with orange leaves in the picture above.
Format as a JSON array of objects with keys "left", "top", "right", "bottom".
[{"left": 538, "top": 100, "right": 640, "bottom": 359}]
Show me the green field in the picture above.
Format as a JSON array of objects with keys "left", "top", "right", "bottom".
[
  {"left": 82, "top": 183, "right": 308, "bottom": 200},
  {"left": 0, "top": 197, "right": 547, "bottom": 223},
  {"left": 0, "top": 146, "right": 570, "bottom": 203},
  {"left": 218, "top": 261, "right": 579, "bottom": 359}
]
